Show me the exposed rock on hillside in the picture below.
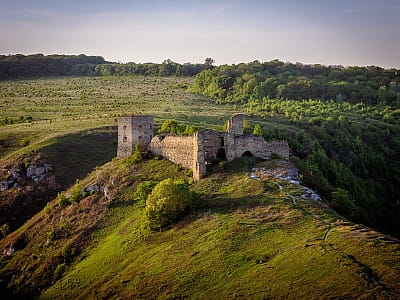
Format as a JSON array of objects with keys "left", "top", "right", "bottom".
[{"left": 0, "top": 156, "right": 60, "bottom": 233}]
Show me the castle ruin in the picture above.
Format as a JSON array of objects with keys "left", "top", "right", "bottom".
[{"left": 117, "top": 114, "right": 289, "bottom": 181}]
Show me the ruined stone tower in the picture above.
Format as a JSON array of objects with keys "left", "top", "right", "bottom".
[
  {"left": 117, "top": 116, "right": 153, "bottom": 158},
  {"left": 227, "top": 114, "right": 243, "bottom": 135}
]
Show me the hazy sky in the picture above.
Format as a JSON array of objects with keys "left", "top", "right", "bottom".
[{"left": 1, "top": 0, "right": 399, "bottom": 68}]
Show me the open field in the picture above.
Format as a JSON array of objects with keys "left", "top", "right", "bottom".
[{"left": 0, "top": 76, "right": 232, "bottom": 159}]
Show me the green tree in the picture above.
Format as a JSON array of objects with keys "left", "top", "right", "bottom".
[
  {"left": 158, "top": 119, "right": 185, "bottom": 134},
  {"left": 133, "top": 181, "right": 157, "bottom": 207},
  {"left": 331, "top": 188, "right": 356, "bottom": 217},
  {"left": 204, "top": 57, "right": 215, "bottom": 69},
  {"left": 145, "top": 178, "right": 195, "bottom": 230},
  {"left": 253, "top": 124, "right": 263, "bottom": 136}
]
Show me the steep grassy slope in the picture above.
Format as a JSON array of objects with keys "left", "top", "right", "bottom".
[
  {"left": 2, "top": 155, "right": 397, "bottom": 299},
  {"left": 0, "top": 156, "right": 192, "bottom": 298}
]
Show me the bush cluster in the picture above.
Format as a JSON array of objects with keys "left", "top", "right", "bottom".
[{"left": 145, "top": 178, "right": 195, "bottom": 230}]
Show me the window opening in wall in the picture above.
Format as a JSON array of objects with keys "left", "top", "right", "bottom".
[
  {"left": 220, "top": 137, "right": 224, "bottom": 147},
  {"left": 139, "top": 125, "right": 142, "bottom": 128},
  {"left": 123, "top": 136, "right": 127, "bottom": 142},
  {"left": 138, "top": 136, "right": 142, "bottom": 139}
]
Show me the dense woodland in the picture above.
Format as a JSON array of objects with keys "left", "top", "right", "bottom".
[
  {"left": 0, "top": 54, "right": 210, "bottom": 79},
  {"left": 192, "top": 62, "right": 400, "bottom": 237},
  {"left": 191, "top": 60, "right": 400, "bottom": 106}
]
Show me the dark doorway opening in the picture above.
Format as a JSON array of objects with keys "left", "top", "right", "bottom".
[{"left": 217, "top": 148, "right": 227, "bottom": 160}]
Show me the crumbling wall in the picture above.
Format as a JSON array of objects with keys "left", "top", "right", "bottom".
[
  {"left": 197, "top": 130, "right": 224, "bottom": 161},
  {"left": 227, "top": 114, "right": 243, "bottom": 135},
  {"left": 150, "top": 135, "right": 196, "bottom": 170},
  {"left": 118, "top": 114, "right": 290, "bottom": 181},
  {"left": 232, "top": 136, "right": 289, "bottom": 160}
]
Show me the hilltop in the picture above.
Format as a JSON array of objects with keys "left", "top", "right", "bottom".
[{"left": 0, "top": 153, "right": 399, "bottom": 299}]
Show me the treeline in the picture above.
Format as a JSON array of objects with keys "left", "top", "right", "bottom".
[
  {"left": 192, "top": 62, "right": 400, "bottom": 237},
  {"left": 191, "top": 60, "right": 400, "bottom": 106},
  {"left": 0, "top": 54, "right": 211, "bottom": 79},
  {"left": 0, "top": 54, "right": 105, "bottom": 79}
]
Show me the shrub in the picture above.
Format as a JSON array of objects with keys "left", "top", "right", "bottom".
[
  {"left": 158, "top": 119, "right": 185, "bottom": 134},
  {"left": 69, "top": 180, "right": 82, "bottom": 203},
  {"left": 124, "top": 143, "right": 146, "bottom": 165},
  {"left": 145, "top": 178, "right": 195, "bottom": 230},
  {"left": 53, "top": 263, "right": 66, "bottom": 283},
  {"left": 46, "top": 228, "right": 57, "bottom": 241},
  {"left": 184, "top": 125, "right": 200, "bottom": 135},
  {"left": 43, "top": 203, "right": 51, "bottom": 214},
  {"left": 133, "top": 181, "right": 157, "bottom": 207},
  {"left": 252, "top": 124, "right": 263, "bottom": 136},
  {"left": 0, "top": 223, "right": 10, "bottom": 238},
  {"left": 18, "top": 137, "right": 31, "bottom": 147},
  {"left": 57, "top": 191, "right": 69, "bottom": 208}
]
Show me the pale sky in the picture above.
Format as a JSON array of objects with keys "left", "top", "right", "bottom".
[{"left": 1, "top": 0, "right": 399, "bottom": 68}]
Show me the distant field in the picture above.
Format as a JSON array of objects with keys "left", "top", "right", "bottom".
[{"left": 0, "top": 76, "right": 232, "bottom": 158}]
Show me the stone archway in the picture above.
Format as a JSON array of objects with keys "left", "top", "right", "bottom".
[{"left": 242, "top": 150, "right": 254, "bottom": 157}]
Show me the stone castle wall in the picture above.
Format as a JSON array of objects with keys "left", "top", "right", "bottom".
[
  {"left": 150, "top": 135, "right": 196, "bottom": 170},
  {"left": 117, "top": 114, "right": 290, "bottom": 181},
  {"left": 197, "top": 129, "right": 224, "bottom": 161},
  {"left": 232, "top": 136, "right": 289, "bottom": 160}
]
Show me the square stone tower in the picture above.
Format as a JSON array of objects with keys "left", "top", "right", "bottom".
[{"left": 117, "top": 116, "right": 153, "bottom": 158}]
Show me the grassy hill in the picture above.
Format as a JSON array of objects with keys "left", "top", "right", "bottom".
[
  {"left": 0, "top": 75, "right": 399, "bottom": 299},
  {"left": 1, "top": 154, "right": 399, "bottom": 299}
]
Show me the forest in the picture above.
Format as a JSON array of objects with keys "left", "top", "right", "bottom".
[
  {"left": 0, "top": 54, "right": 210, "bottom": 79},
  {"left": 191, "top": 61, "right": 400, "bottom": 237}
]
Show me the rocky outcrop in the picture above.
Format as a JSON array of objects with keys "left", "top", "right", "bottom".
[
  {"left": 1, "top": 163, "right": 53, "bottom": 192},
  {"left": 0, "top": 160, "right": 60, "bottom": 234},
  {"left": 249, "top": 161, "right": 322, "bottom": 204},
  {"left": 26, "top": 163, "right": 53, "bottom": 183}
]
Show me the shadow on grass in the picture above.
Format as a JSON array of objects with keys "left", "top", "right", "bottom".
[{"left": 40, "top": 126, "right": 117, "bottom": 188}]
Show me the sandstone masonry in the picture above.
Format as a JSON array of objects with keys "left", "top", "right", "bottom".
[{"left": 117, "top": 114, "right": 289, "bottom": 181}]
